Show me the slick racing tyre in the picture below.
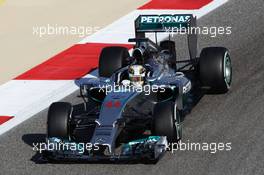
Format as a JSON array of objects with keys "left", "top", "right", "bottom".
[
  {"left": 99, "top": 46, "right": 130, "bottom": 77},
  {"left": 199, "top": 47, "right": 232, "bottom": 93},
  {"left": 160, "top": 40, "right": 177, "bottom": 69},
  {"left": 47, "top": 102, "right": 72, "bottom": 139},
  {"left": 153, "top": 101, "right": 182, "bottom": 143}
]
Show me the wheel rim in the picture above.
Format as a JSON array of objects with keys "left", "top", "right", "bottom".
[
  {"left": 224, "top": 52, "right": 232, "bottom": 88},
  {"left": 174, "top": 103, "right": 182, "bottom": 141}
]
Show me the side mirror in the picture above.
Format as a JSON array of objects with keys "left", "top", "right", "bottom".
[
  {"left": 146, "top": 87, "right": 176, "bottom": 103},
  {"left": 88, "top": 87, "right": 107, "bottom": 103}
]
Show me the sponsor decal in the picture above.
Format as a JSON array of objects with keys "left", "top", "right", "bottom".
[
  {"left": 140, "top": 15, "right": 191, "bottom": 24},
  {"left": 137, "top": 15, "right": 192, "bottom": 31},
  {"left": 95, "top": 138, "right": 106, "bottom": 144},
  {"left": 105, "top": 101, "right": 113, "bottom": 108},
  {"left": 105, "top": 101, "right": 122, "bottom": 108}
]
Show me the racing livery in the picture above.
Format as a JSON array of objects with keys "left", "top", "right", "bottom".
[{"left": 41, "top": 14, "right": 232, "bottom": 163}]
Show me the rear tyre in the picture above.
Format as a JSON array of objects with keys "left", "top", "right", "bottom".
[
  {"left": 47, "top": 102, "right": 72, "bottom": 139},
  {"left": 160, "top": 40, "right": 177, "bottom": 69},
  {"left": 153, "top": 101, "right": 182, "bottom": 143},
  {"left": 199, "top": 47, "right": 232, "bottom": 93},
  {"left": 99, "top": 46, "right": 130, "bottom": 77}
]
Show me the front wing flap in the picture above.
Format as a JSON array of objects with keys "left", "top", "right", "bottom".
[{"left": 40, "top": 136, "right": 168, "bottom": 163}]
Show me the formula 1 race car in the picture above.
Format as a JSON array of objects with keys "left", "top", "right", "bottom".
[{"left": 41, "top": 14, "right": 232, "bottom": 163}]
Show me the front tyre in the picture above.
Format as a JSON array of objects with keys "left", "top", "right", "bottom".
[
  {"left": 47, "top": 102, "right": 72, "bottom": 139},
  {"left": 153, "top": 101, "right": 182, "bottom": 143},
  {"left": 199, "top": 47, "right": 232, "bottom": 93}
]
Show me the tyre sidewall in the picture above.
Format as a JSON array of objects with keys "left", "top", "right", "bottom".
[
  {"left": 47, "top": 102, "right": 72, "bottom": 139},
  {"left": 199, "top": 47, "right": 231, "bottom": 93},
  {"left": 153, "top": 101, "right": 178, "bottom": 143}
]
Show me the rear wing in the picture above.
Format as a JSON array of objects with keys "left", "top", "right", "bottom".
[
  {"left": 135, "top": 14, "right": 196, "bottom": 34},
  {"left": 134, "top": 14, "right": 197, "bottom": 60}
]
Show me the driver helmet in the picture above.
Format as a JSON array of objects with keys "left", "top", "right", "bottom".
[{"left": 128, "top": 65, "right": 146, "bottom": 87}]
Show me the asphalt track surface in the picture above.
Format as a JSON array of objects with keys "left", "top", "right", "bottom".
[{"left": 0, "top": 0, "right": 263, "bottom": 174}]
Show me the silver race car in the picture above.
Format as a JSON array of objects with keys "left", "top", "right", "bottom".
[{"left": 41, "top": 14, "right": 232, "bottom": 163}]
